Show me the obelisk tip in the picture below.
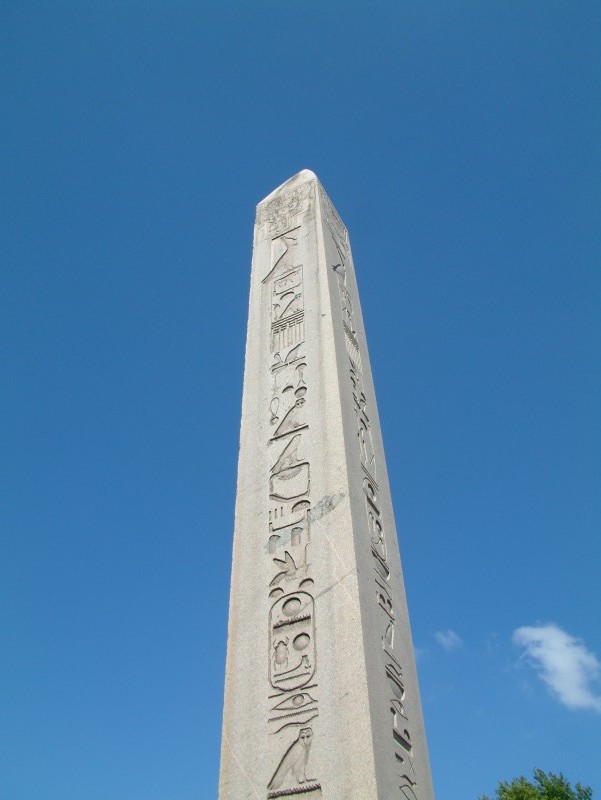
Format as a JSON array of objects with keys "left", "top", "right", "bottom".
[{"left": 258, "top": 169, "right": 319, "bottom": 206}]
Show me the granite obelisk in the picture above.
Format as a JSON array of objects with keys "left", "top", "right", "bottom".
[{"left": 219, "top": 171, "right": 434, "bottom": 800}]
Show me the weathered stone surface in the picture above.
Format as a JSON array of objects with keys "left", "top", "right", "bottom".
[{"left": 219, "top": 170, "right": 435, "bottom": 800}]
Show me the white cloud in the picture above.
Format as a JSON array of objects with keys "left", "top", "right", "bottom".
[
  {"left": 414, "top": 646, "right": 428, "bottom": 662},
  {"left": 513, "top": 623, "right": 601, "bottom": 713},
  {"left": 434, "top": 629, "right": 463, "bottom": 651}
]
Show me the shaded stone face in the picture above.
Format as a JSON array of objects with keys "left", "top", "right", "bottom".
[{"left": 219, "top": 170, "right": 435, "bottom": 800}]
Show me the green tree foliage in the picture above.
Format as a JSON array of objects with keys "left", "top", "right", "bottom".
[{"left": 480, "top": 769, "right": 593, "bottom": 800}]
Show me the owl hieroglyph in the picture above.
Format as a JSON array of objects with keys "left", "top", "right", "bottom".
[{"left": 268, "top": 727, "right": 313, "bottom": 790}]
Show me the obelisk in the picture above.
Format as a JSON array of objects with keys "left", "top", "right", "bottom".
[{"left": 219, "top": 170, "right": 434, "bottom": 800}]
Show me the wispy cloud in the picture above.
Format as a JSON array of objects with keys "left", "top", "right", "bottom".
[
  {"left": 434, "top": 629, "right": 463, "bottom": 651},
  {"left": 414, "top": 645, "right": 429, "bottom": 662},
  {"left": 513, "top": 623, "right": 601, "bottom": 713}
]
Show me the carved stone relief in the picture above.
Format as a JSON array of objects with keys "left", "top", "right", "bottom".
[
  {"left": 269, "top": 591, "right": 315, "bottom": 690},
  {"left": 325, "top": 195, "right": 421, "bottom": 795},
  {"left": 271, "top": 333, "right": 305, "bottom": 371},
  {"left": 269, "top": 684, "right": 318, "bottom": 735},
  {"left": 334, "top": 264, "right": 362, "bottom": 377},
  {"left": 270, "top": 435, "right": 310, "bottom": 501},
  {"left": 258, "top": 180, "right": 313, "bottom": 239},
  {"left": 319, "top": 186, "right": 349, "bottom": 266},
  {"left": 267, "top": 727, "right": 320, "bottom": 798},
  {"left": 264, "top": 211, "right": 321, "bottom": 799},
  {"left": 266, "top": 239, "right": 306, "bottom": 374},
  {"left": 272, "top": 266, "right": 304, "bottom": 323},
  {"left": 272, "top": 387, "right": 307, "bottom": 440}
]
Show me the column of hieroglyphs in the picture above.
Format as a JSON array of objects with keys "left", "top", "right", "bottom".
[{"left": 219, "top": 170, "right": 435, "bottom": 800}]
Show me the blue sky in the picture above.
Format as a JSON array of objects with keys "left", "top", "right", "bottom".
[{"left": 1, "top": 3, "right": 599, "bottom": 798}]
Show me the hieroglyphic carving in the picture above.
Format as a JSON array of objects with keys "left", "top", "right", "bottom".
[
  {"left": 268, "top": 689, "right": 319, "bottom": 735},
  {"left": 258, "top": 180, "right": 313, "bottom": 238},
  {"left": 270, "top": 436, "right": 310, "bottom": 501},
  {"left": 326, "top": 188, "right": 420, "bottom": 797},
  {"left": 332, "top": 264, "right": 362, "bottom": 372},
  {"left": 269, "top": 684, "right": 318, "bottom": 733},
  {"left": 263, "top": 185, "right": 321, "bottom": 798},
  {"left": 319, "top": 185, "right": 349, "bottom": 266},
  {"left": 267, "top": 786, "right": 322, "bottom": 799},
  {"left": 269, "top": 592, "right": 315, "bottom": 690},
  {"left": 268, "top": 728, "right": 315, "bottom": 793},
  {"left": 272, "top": 387, "right": 307, "bottom": 439},
  {"left": 271, "top": 318, "right": 305, "bottom": 366},
  {"left": 273, "top": 267, "right": 304, "bottom": 323}
]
